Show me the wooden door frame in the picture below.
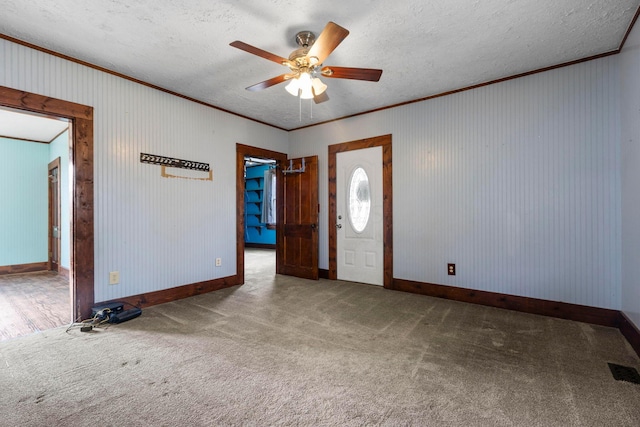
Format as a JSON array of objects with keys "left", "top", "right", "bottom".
[
  {"left": 48, "top": 157, "right": 61, "bottom": 272},
  {"left": 236, "top": 144, "right": 287, "bottom": 283},
  {"left": 328, "top": 134, "right": 393, "bottom": 288},
  {"left": 1, "top": 85, "right": 94, "bottom": 320}
]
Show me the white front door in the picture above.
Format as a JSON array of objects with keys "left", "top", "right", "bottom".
[{"left": 336, "top": 146, "right": 383, "bottom": 285}]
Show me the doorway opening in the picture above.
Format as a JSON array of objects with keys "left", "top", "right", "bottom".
[
  {"left": 244, "top": 156, "right": 277, "bottom": 280},
  {"left": 244, "top": 156, "right": 277, "bottom": 249},
  {"left": 328, "top": 134, "right": 393, "bottom": 288},
  {"left": 0, "top": 85, "right": 94, "bottom": 325},
  {"left": 236, "top": 144, "right": 287, "bottom": 284},
  {"left": 236, "top": 143, "right": 320, "bottom": 283},
  {"left": 0, "top": 107, "right": 73, "bottom": 340}
]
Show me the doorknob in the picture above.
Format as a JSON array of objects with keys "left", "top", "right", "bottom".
[
  {"left": 311, "top": 224, "right": 317, "bottom": 230},
  {"left": 336, "top": 224, "right": 342, "bottom": 229}
]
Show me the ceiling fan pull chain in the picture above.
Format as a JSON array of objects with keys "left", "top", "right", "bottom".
[{"left": 299, "top": 92, "right": 302, "bottom": 121}]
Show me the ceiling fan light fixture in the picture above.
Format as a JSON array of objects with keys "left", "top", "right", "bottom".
[
  {"left": 312, "top": 77, "right": 327, "bottom": 95},
  {"left": 231, "top": 21, "right": 383, "bottom": 106},
  {"left": 299, "top": 87, "right": 314, "bottom": 99},
  {"left": 298, "top": 71, "right": 312, "bottom": 85},
  {"left": 285, "top": 78, "right": 300, "bottom": 96},
  {"left": 286, "top": 72, "right": 319, "bottom": 99}
]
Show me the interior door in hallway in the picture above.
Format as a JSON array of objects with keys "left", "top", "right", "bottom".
[
  {"left": 336, "top": 146, "right": 383, "bottom": 285},
  {"left": 277, "top": 155, "right": 319, "bottom": 280},
  {"left": 48, "top": 157, "right": 61, "bottom": 272}
]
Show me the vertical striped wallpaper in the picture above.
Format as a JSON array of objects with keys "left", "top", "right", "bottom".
[
  {"left": 290, "top": 55, "right": 622, "bottom": 310},
  {"left": 1, "top": 36, "right": 629, "bottom": 312},
  {"left": 620, "top": 21, "right": 640, "bottom": 326},
  {"left": 1, "top": 38, "right": 288, "bottom": 302}
]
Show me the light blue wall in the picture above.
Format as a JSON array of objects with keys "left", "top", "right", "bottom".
[
  {"left": 49, "top": 130, "right": 70, "bottom": 270},
  {"left": 621, "top": 21, "right": 640, "bottom": 330},
  {"left": 0, "top": 137, "right": 49, "bottom": 265}
]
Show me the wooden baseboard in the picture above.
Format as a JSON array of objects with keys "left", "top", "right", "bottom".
[
  {"left": 93, "top": 272, "right": 640, "bottom": 359},
  {"left": 619, "top": 312, "right": 640, "bottom": 358},
  {"left": 0, "top": 262, "right": 48, "bottom": 275},
  {"left": 392, "top": 278, "right": 620, "bottom": 328},
  {"left": 319, "top": 269, "right": 329, "bottom": 279},
  {"left": 95, "top": 274, "right": 241, "bottom": 314}
]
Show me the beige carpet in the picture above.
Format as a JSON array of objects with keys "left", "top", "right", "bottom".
[{"left": 1, "top": 250, "right": 639, "bottom": 426}]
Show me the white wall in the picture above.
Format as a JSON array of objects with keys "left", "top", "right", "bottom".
[
  {"left": 0, "top": 38, "right": 288, "bottom": 302},
  {"left": 621, "top": 22, "right": 640, "bottom": 328},
  {"left": 1, "top": 33, "right": 630, "bottom": 314},
  {"left": 290, "top": 56, "right": 621, "bottom": 310}
]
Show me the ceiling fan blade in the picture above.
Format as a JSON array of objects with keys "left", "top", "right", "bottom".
[
  {"left": 307, "top": 22, "right": 349, "bottom": 64},
  {"left": 230, "top": 41, "right": 290, "bottom": 66},
  {"left": 313, "top": 90, "right": 329, "bottom": 104},
  {"left": 246, "top": 74, "right": 291, "bottom": 91},
  {"left": 321, "top": 66, "right": 383, "bottom": 82}
]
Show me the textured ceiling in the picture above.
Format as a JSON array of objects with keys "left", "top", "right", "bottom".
[
  {"left": 0, "top": 0, "right": 639, "bottom": 130},
  {"left": 0, "top": 107, "right": 69, "bottom": 143}
]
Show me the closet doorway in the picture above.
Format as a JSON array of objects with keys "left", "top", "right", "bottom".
[
  {"left": 243, "top": 156, "right": 277, "bottom": 280},
  {"left": 236, "top": 145, "right": 286, "bottom": 284},
  {"left": 244, "top": 157, "right": 277, "bottom": 249}
]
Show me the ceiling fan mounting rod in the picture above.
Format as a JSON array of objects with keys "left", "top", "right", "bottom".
[
  {"left": 295, "top": 31, "right": 316, "bottom": 48},
  {"left": 287, "top": 30, "right": 320, "bottom": 71}
]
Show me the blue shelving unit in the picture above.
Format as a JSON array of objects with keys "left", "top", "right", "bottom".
[{"left": 245, "top": 164, "right": 276, "bottom": 246}]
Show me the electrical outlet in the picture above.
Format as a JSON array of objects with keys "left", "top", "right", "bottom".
[
  {"left": 447, "top": 264, "right": 456, "bottom": 276},
  {"left": 215, "top": 258, "right": 222, "bottom": 267},
  {"left": 109, "top": 271, "right": 120, "bottom": 285}
]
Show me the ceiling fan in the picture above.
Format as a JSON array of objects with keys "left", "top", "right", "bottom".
[{"left": 230, "top": 21, "right": 383, "bottom": 104}]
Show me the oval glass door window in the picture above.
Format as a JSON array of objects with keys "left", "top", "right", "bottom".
[{"left": 348, "top": 167, "right": 371, "bottom": 233}]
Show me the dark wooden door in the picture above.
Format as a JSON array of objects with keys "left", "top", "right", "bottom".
[
  {"left": 277, "top": 156, "right": 319, "bottom": 280},
  {"left": 48, "top": 158, "right": 61, "bottom": 272}
]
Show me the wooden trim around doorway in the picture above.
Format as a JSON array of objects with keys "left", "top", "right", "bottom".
[
  {"left": 328, "top": 134, "right": 393, "bottom": 287},
  {"left": 0, "top": 85, "right": 94, "bottom": 320},
  {"left": 236, "top": 144, "right": 288, "bottom": 284}
]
